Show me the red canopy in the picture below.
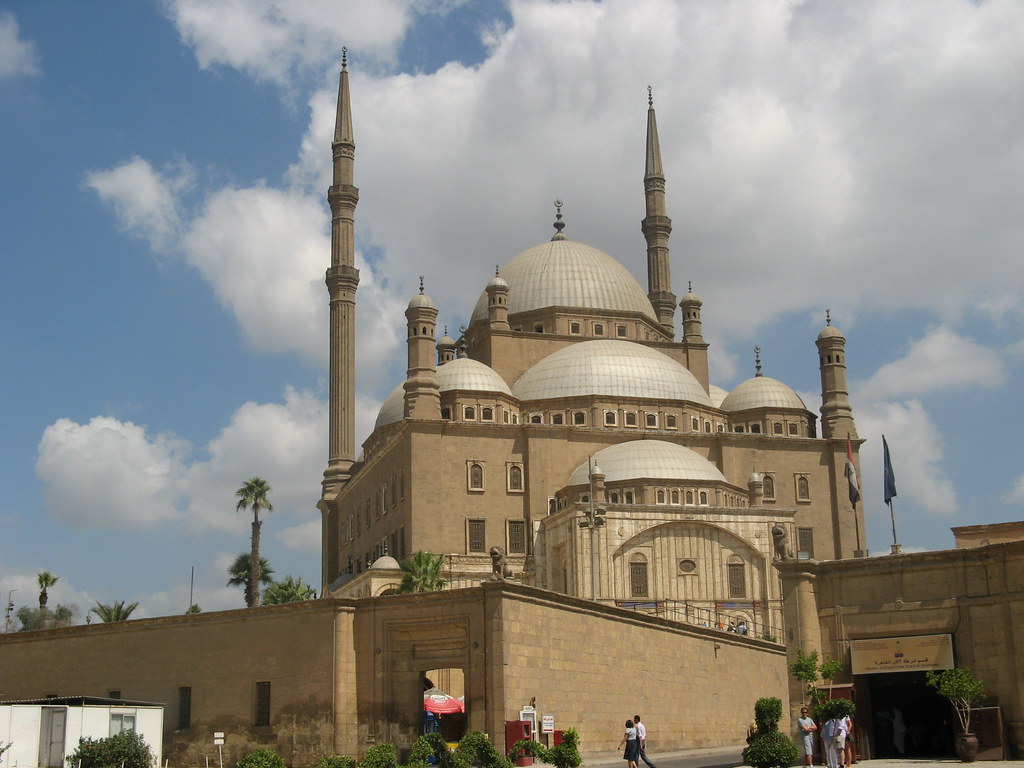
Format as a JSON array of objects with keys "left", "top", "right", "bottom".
[{"left": 424, "top": 689, "right": 465, "bottom": 714}]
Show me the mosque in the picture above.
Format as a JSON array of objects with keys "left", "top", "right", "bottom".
[{"left": 319, "top": 57, "right": 865, "bottom": 638}]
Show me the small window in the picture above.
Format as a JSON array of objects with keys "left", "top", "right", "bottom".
[
  {"left": 502, "top": 410, "right": 509, "bottom": 423},
  {"left": 656, "top": 489, "right": 666, "bottom": 504},
  {"left": 789, "top": 422, "right": 799, "bottom": 436},
  {"left": 773, "top": 422, "right": 783, "bottom": 435},
  {"left": 797, "top": 527, "right": 815, "bottom": 560},
  {"left": 255, "top": 681, "right": 271, "bottom": 727},
  {"left": 552, "top": 413, "right": 564, "bottom": 425},
  {"left": 604, "top": 411, "right": 617, "bottom": 426},
  {"left": 511, "top": 413, "right": 519, "bottom": 424},
  {"left": 625, "top": 412, "right": 637, "bottom": 427},
  {"left": 110, "top": 712, "right": 136, "bottom": 736},
  {"left": 468, "top": 519, "right": 486, "bottom": 553},
  {"left": 609, "top": 491, "right": 620, "bottom": 503},
  {"left": 645, "top": 413, "right": 657, "bottom": 427},
  {"left": 685, "top": 489, "right": 694, "bottom": 505},
  {"left": 624, "top": 491, "right": 635, "bottom": 504},
  {"left": 464, "top": 406, "right": 476, "bottom": 420},
  {"left": 530, "top": 414, "right": 542, "bottom": 424},
  {"left": 704, "top": 420, "right": 712, "bottom": 433},
  {"left": 671, "top": 490, "right": 680, "bottom": 504},
  {"left": 570, "top": 322, "right": 581, "bottom": 334},
  {"left": 573, "top": 412, "right": 586, "bottom": 425},
  {"left": 594, "top": 323, "right": 604, "bottom": 335},
  {"left": 507, "top": 520, "right": 527, "bottom": 554},
  {"left": 468, "top": 462, "right": 484, "bottom": 491},
  {"left": 508, "top": 464, "right": 523, "bottom": 492},
  {"left": 178, "top": 686, "right": 192, "bottom": 730},
  {"left": 629, "top": 557, "right": 649, "bottom": 598},
  {"left": 727, "top": 563, "right": 746, "bottom": 599},
  {"left": 750, "top": 423, "right": 761, "bottom": 433},
  {"left": 482, "top": 407, "right": 494, "bottom": 421},
  {"left": 691, "top": 418, "right": 700, "bottom": 430},
  {"left": 796, "top": 475, "right": 810, "bottom": 501},
  {"left": 763, "top": 474, "right": 776, "bottom": 500},
  {"left": 699, "top": 490, "right": 709, "bottom": 505},
  {"left": 534, "top": 324, "right": 544, "bottom": 333},
  {"left": 616, "top": 325, "right": 627, "bottom": 337},
  {"left": 666, "top": 415, "right": 677, "bottom": 429},
  {"left": 678, "top": 558, "right": 697, "bottom": 575},
  {"left": 717, "top": 424, "right": 724, "bottom": 432},
  {"left": 735, "top": 425, "right": 744, "bottom": 432}
]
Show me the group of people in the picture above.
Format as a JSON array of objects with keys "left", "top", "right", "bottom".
[
  {"left": 618, "top": 715, "right": 658, "bottom": 768},
  {"left": 798, "top": 707, "right": 854, "bottom": 768}
]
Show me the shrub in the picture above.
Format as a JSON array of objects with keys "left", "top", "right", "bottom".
[
  {"left": 743, "top": 730, "right": 799, "bottom": 768},
  {"left": 360, "top": 743, "right": 400, "bottom": 768},
  {"left": 754, "top": 697, "right": 784, "bottom": 733},
  {"left": 67, "top": 730, "right": 155, "bottom": 768},
  {"left": 236, "top": 749, "right": 286, "bottom": 768},
  {"left": 814, "top": 698, "right": 855, "bottom": 723},
  {"left": 547, "top": 729, "right": 581, "bottom": 768},
  {"left": 455, "top": 731, "right": 511, "bottom": 768},
  {"left": 315, "top": 757, "right": 357, "bottom": 768}
]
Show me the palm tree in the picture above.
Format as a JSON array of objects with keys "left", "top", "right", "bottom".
[
  {"left": 262, "top": 575, "right": 318, "bottom": 605},
  {"left": 91, "top": 600, "right": 139, "bottom": 623},
  {"left": 397, "top": 552, "right": 446, "bottom": 594},
  {"left": 227, "top": 552, "right": 275, "bottom": 603},
  {"left": 37, "top": 571, "right": 58, "bottom": 609},
  {"left": 235, "top": 477, "right": 274, "bottom": 607}
]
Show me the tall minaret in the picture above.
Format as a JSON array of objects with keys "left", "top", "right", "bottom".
[
  {"left": 816, "top": 310, "right": 857, "bottom": 440},
  {"left": 642, "top": 86, "right": 676, "bottom": 336},
  {"left": 323, "top": 48, "right": 360, "bottom": 495}
]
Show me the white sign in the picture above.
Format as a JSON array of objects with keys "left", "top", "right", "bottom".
[
  {"left": 214, "top": 732, "right": 225, "bottom": 745},
  {"left": 541, "top": 715, "right": 555, "bottom": 734}
]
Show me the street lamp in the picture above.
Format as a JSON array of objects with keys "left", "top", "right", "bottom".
[
  {"left": 4, "top": 589, "right": 17, "bottom": 633},
  {"left": 577, "top": 459, "right": 606, "bottom": 600}
]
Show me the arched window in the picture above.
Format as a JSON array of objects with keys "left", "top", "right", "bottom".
[
  {"left": 625, "top": 412, "right": 637, "bottom": 427},
  {"left": 441, "top": 407, "right": 452, "bottom": 420},
  {"left": 508, "top": 465, "right": 523, "bottom": 491},
  {"left": 616, "top": 325, "right": 627, "bottom": 337},
  {"left": 727, "top": 560, "right": 746, "bottom": 599},
  {"left": 763, "top": 474, "right": 775, "bottom": 500},
  {"left": 511, "top": 413, "right": 519, "bottom": 424},
  {"left": 646, "top": 413, "right": 657, "bottom": 427},
  {"left": 789, "top": 422, "right": 799, "bottom": 436},
  {"left": 624, "top": 490, "right": 635, "bottom": 504},
  {"left": 685, "top": 489, "right": 694, "bottom": 505},
  {"left": 717, "top": 424, "right": 724, "bottom": 432},
  {"left": 671, "top": 490, "right": 680, "bottom": 504},
  {"left": 468, "top": 463, "right": 484, "bottom": 490},
  {"left": 609, "top": 491, "right": 620, "bottom": 503},
  {"left": 704, "top": 420, "right": 712, "bottom": 433},
  {"left": 552, "top": 413, "right": 564, "bottom": 425},
  {"left": 797, "top": 476, "right": 810, "bottom": 501},
  {"left": 570, "top": 322, "right": 581, "bottom": 334},
  {"left": 666, "top": 415, "right": 677, "bottom": 428},
  {"left": 691, "top": 417, "right": 700, "bottom": 430},
  {"left": 699, "top": 490, "right": 709, "bottom": 505},
  {"left": 773, "top": 422, "right": 783, "bottom": 435},
  {"left": 734, "top": 425, "right": 744, "bottom": 432},
  {"left": 656, "top": 489, "right": 666, "bottom": 504},
  {"left": 530, "top": 414, "right": 542, "bottom": 423},
  {"left": 573, "top": 412, "right": 586, "bottom": 425},
  {"left": 604, "top": 411, "right": 616, "bottom": 426},
  {"left": 750, "top": 423, "right": 761, "bottom": 433},
  {"left": 464, "top": 406, "right": 476, "bottom": 420},
  {"left": 594, "top": 323, "right": 604, "bottom": 335},
  {"left": 482, "top": 407, "right": 494, "bottom": 421},
  {"left": 629, "top": 554, "right": 649, "bottom": 598}
]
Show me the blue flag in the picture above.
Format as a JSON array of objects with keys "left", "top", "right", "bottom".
[{"left": 883, "top": 434, "right": 898, "bottom": 505}]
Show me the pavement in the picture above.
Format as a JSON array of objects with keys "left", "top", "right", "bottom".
[{"left": 578, "top": 744, "right": 1023, "bottom": 768}]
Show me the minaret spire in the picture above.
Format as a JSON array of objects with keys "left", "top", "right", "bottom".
[
  {"left": 323, "top": 47, "right": 360, "bottom": 494},
  {"left": 642, "top": 86, "right": 676, "bottom": 336}
]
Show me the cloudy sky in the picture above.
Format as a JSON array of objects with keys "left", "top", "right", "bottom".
[{"left": 2, "top": 0, "right": 1023, "bottom": 621}]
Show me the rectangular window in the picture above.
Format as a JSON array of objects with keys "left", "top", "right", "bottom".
[
  {"left": 727, "top": 563, "right": 746, "bottom": 599},
  {"left": 468, "top": 519, "right": 486, "bottom": 553},
  {"left": 108, "top": 690, "right": 121, "bottom": 699},
  {"left": 797, "top": 527, "right": 815, "bottom": 560},
  {"left": 507, "top": 520, "right": 527, "bottom": 554},
  {"left": 177, "top": 686, "right": 192, "bottom": 730},
  {"left": 109, "top": 712, "right": 136, "bottom": 736},
  {"left": 255, "top": 681, "right": 271, "bottom": 727},
  {"left": 629, "top": 562, "right": 649, "bottom": 598}
]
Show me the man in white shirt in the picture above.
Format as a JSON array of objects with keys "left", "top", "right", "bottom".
[{"left": 633, "top": 715, "right": 657, "bottom": 768}]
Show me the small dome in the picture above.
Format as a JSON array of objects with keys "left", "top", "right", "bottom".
[
  {"left": 708, "top": 384, "right": 729, "bottom": 409},
  {"left": 408, "top": 293, "right": 436, "bottom": 310},
  {"left": 369, "top": 555, "right": 401, "bottom": 570},
  {"left": 681, "top": 289, "right": 702, "bottom": 305},
  {"left": 513, "top": 340, "right": 712, "bottom": 405},
  {"left": 567, "top": 440, "right": 727, "bottom": 486},
  {"left": 748, "top": 471, "right": 762, "bottom": 483},
  {"left": 817, "top": 323, "right": 843, "bottom": 340},
  {"left": 721, "top": 376, "right": 806, "bottom": 411},
  {"left": 438, "top": 334, "right": 455, "bottom": 347},
  {"left": 375, "top": 358, "right": 512, "bottom": 428},
  {"left": 470, "top": 238, "right": 657, "bottom": 325},
  {"left": 487, "top": 274, "right": 508, "bottom": 290}
]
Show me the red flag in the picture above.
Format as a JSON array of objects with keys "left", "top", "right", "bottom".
[{"left": 845, "top": 437, "right": 861, "bottom": 505}]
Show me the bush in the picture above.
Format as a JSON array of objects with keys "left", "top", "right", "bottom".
[
  {"left": 754, "top": 697, "right": 784, "bottom": 733},
  {"left": 455, "top": 731, "right": 511, "bottom": 768},
  {"left": 67, "top": 730, "right": 155, "bottom": 768},
  {"left": 316, "top": 757, "right": 357, "bottom": 768},
  {"left": 360, "top": 743, "right": 400, "bottom": 768},
  {"left": 743, "top": 730, "right": 799, "bottom": 768},
  {"left": 236, "top": 750, "right": 286, "bottom": 768},
  {"left": 814, "top": 698, "right": 856, "bottom": 723}
]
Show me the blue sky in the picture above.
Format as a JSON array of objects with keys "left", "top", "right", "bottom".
[{"left": 2, "top": 0, "right": 1023, "bottom": 621}]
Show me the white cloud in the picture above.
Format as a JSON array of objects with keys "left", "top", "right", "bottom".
[
  {"left": 276, "top": 519, "right": 320, "bottom": 553},
  {"left": 855, "top": 399, "right": 957, "bottom": 517},
  {"left": 0, "top": 12, "right": 39, "bottom": 79},
  {"left": 36, "top": 417, "right": 188, "bottom": 529},
  {"left": 1004, "top": 476, "right": 1024, "bottom": 506},
  {"left": 858, "top": 326, "right": 1005, "bottom": 400},
  {"left": 164, "top": 0, "right": 413, "bottom": 85},
  {"left": 83, "top": 157, "right": 193, "bottom": 253}
]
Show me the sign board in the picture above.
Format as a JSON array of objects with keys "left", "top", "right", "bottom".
[
  {"left": 850, "top": 634, "right": 954, "bottom": 675},
  {"left": 214, "top": 732, "right": 225, "bottom": 746},
  {"left": 541, "top": 714, "right": 555, "bottom": 734}
]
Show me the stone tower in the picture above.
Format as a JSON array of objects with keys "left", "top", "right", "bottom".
[{"left": 642, "top": 87, "right": 676, "bottom": 336}]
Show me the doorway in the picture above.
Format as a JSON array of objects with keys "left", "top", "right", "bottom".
[
  {"left": 865, "top": 671, "right": 953, "bottom": 758},
  {"left": 38, "top": 707, "right": 67, "bottom": 768}
]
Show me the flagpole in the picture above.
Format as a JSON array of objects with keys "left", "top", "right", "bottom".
[
  {"left": 883, "top": 434, "right": 901, "bottom": 554},
  {"left": 888, "top": 499, "right": 901, "bottom": 554}
]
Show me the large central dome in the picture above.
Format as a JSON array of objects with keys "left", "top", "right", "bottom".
[{"left": 470, "top": 238, "right": 657, "bottom": 325}]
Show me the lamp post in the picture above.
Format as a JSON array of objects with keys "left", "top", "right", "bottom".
[
  {"left": 577, "top": 459, "right": 606, "bottom": 601},
  {"left": 4, "top": 589, "right": 16, "bottom": 633}
]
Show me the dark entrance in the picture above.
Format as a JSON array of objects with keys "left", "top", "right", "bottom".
[{"left": 865, "top": 671, "right": 953, "bottom": 758}]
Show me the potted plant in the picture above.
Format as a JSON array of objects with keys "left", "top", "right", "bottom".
[{"left": 926, "top": 667, "right": 986, "bottom": 762}]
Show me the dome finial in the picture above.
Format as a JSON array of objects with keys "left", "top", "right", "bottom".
[
  {"left": 342, "top": 46, "right": 347, "bottom": 70},
  {"left": 754, "top": 346, "right": 762, "bottom": 377},
  {"left": 648, "top": 85, "right": 653, "bottom": 108},
  {"left": 825, "top": 308, "right": 832, "bottom": 326},
  {"left": 495, "top": 264, "right": 500, "bottom": 277},
  {"left": 551, "top": 199, "right": 567, "bottom": 240},
  {"left": 688, "top": 280, "right": 692, "bottom": 292},
  {"left": 419, "top": 275, "right": 425, "bottom": 294}
]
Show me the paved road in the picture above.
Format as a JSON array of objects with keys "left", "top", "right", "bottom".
[{"left": 579, "top": 744, "right": 1023, "bottom": 768}]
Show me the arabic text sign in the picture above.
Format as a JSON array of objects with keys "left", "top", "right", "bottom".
[{"left": 850, "top": 634, "right": 953, "bottom": 675}]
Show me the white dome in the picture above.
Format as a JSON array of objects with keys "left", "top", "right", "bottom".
[
  {"left": 568, "top": 440, "right": 727, "bottom": 486},
  {"left": 708, "top": 384, "right": 729, "bottom": 409},
  {"left": 375, "top": 358, "right": 512, "bottom": 428},
  {"left": 720, "top": 376, "right": 806, "bottom": 411},
  {"left": 407, "top": 293, "right": 436, "bottom": 310},
  {"left": 369, "top": 555, "right": 401, "bottom": 570},
  {"left": 513, "top": 340, "right": 712, "bottom": 405},
  {"left": 469, "top": 238, "right": 657, "bottom": 325}
]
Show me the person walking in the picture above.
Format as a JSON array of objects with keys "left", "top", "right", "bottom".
[
  {"left": 798, "top": 707, "right": 817, "bottom": 767},
  {"left": 618, "top": 719, "right": 639, "bottom": 768},
  {"left": 633, "top": 715, "right": 658, "bottom": 768}
]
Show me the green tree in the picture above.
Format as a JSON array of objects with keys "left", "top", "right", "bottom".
[
  {"left": 91, "top": 600, "right": 139, "bottom": 623},
  {"left": 66, "top": 730, "right": 154, "bottom": 768},
  {"left": 186, "top": 603, "right": 202, "bottom": 614},
  {"left": 235, "top": 477, "right": 274, "bottom": 608},
  {"left": 262, "top": 575, "right": 317, "bottom": 605},
  {"left": 743, "top": 697, "right": 799, "bottom": 768},
  {"left": 397, "top": 552, "right": 446, "bottom": 594},
  {"left": 927, "top": 667, "right": 985, "bottom": 734},
  {"left": 16, "top": 603, "right": 76, "bottom": 631},
  {"left": 37, "top": 570, "right": 58, "bottom": 609},
  {"left": 227, "top": 553, "right": 275, "bottom": 603}
]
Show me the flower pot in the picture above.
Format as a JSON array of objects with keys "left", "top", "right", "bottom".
[{"left": 955, "top": 733, "right": 979, "bottom": 762}]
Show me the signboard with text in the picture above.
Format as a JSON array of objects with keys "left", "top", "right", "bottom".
[
  {"left": 541, "top": 715, "right": 555, "bottom": 734},
  {"left": 850, "top": 634, "right": 953, "bottom": 674}
]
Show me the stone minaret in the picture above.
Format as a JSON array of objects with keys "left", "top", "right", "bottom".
[
  {"left": 486, "top": 267, "right": 510, "bottom": 331},
  {"left": 642, "top": 87, "right": 676, "bottom": 336},
  {"left": 323, "top": 48, "right": 360, "bottom": 495},
  {"left": 404, "top": 278, "right": 441, "bottom": 419},
  {"left": 680, "top": 281, "right": 709, "bottom": 390},
  {"left": 816, "top": 310, "right": 857, "bottom": 440}
]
